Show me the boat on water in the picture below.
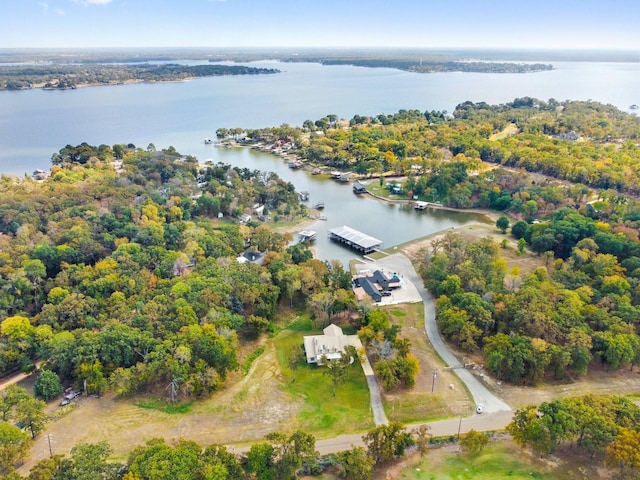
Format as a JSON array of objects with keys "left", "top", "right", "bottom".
[
  {"left": 312, "top": 201, "right": 325, "bottom": 210},
  {"left": 298, "top": 191, "right": 309, "bottom": 201},
  {"left": 204, "top": 138, "right": 213, "bottom": 144},
  {"left": 631, "top": 104, "right": 639, "bottom": 110}
]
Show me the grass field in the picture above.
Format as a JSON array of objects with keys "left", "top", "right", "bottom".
[
  {"left": 274, "top": 317, "right": 375, "bottom": 437},
  {"left": 392, "top": 441, "right": 561, "bottom": 480},
  {"left": 300, "top": 440, "right": 585, "bottom": 480},
  {"left": 379, "top": 303, "right": 473, "bottom": 423}
]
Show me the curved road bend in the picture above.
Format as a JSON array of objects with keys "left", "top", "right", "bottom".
[{"left": 374, "top": 253, "right": 512, "bottom": 414}]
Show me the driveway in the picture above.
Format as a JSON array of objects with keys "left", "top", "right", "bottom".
[
  {"left": 364, "top": 253, "right": 512, "bottom": 414},
  {"left": 348, "top": 336, "right": 388, "bottom": 426}
]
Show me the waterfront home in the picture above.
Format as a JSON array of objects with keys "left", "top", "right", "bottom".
[{"left": 298, "top": 230, "right": 317, "bottom": 242}]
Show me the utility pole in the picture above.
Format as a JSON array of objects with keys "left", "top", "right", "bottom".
[
  {"left": 457, "top": 417, "right": 462, "bottom": 440},
  {"left": 47, "top": 433, "right": 53, "bottom": 457},
  {"left": 431, "top": 369, "right": 438, "bottom": 393}
]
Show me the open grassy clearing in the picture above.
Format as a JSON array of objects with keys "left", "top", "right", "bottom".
[
  {"left": 380, "top": 303, "right": 473, "bottom": 423},
  {"left": 274, "top": 317, "right": 374, "bottom": 437},
  {"left": 388, "top": 440, "right": 586, "bottom": 480},
  {"left": 301, "top": 438, "right": 602, "bottom": 480}
]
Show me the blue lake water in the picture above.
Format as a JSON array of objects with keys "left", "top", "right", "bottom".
[{"left": 1, "top": 60, "right": 638, "bottom": 176}]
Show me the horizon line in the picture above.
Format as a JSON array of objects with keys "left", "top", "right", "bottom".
[{"left": 1, "top": 45, "right": 639, "bottom": 52}]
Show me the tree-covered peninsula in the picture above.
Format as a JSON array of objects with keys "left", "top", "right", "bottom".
[
  {"left": 0, "top": 63, "right": 279, "bottom": 90},
  {"left": 286, "top": 56, "right": 553, "bottom": 73}
]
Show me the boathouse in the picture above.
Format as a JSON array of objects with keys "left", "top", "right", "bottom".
[
  {"left": 298, "top": 230, "right": 317, "bottom": 242},
  {"left": 353, "top": 181, "right": 367, "bottom": 194},
  {"left": 328, "top": 225, "right": 382, "bottom": 254}
]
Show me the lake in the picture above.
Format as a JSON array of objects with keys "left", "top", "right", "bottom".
[
  {"left": 0, "top": 59, "right": 638, "bottom": 263},
  {"left": 1, "top": 60, "right": 638, "bottom": 177},
  {"left": 214, "top": 146, "right": 482, "bottom": 265}
]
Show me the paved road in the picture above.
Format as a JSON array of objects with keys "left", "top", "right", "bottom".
[
  {"left": 315, "top": 410, "right": 514, "bottom": 454},
  {"left": 373, "top": 253, "right": 512, "bottom": 414}
]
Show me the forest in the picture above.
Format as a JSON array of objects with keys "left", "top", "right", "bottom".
[
  {"left": 1, "top": 98, "right": 640, "bottom": 477},
  {"left": 0, "top": 143, "right": 368, "bottom": 398}
]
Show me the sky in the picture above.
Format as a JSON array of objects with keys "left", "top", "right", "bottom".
[{"left": 3, "top": 0, "right": 640, "bottom": 51}]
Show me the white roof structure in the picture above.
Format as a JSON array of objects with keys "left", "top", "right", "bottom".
[
  {"left": 303, "top": 323, "right": 351, "bottom": 365},
  {"left": 328, "top": 225, "right": 383, "bottom": 253}
]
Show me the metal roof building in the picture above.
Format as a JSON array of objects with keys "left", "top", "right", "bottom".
[{"left": 328, "top": 225, "right": 383, "bottom": 254}]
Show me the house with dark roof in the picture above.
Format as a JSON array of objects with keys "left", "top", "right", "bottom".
[
  {"left": 352, "top": 269, "right": 401, "bottom": 303},
  {"left": 236, "top": 250, "right": 266, "bottom": 265}
]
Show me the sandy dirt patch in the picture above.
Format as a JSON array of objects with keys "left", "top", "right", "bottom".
[{"left": 19, "top": 343, "right": 300, "bottom": 474}]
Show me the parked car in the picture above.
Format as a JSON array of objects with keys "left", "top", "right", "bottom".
[{"left": 476, "top": 404, "right": 483, "bottom": 414}]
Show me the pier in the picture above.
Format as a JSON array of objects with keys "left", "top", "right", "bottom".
[{"left": 328, "top": 225, "right": 383, "bottom": 254}]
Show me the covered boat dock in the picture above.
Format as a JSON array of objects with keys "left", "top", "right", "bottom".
[
  {"left": 298, "top": 230, "right": 317, "bottom": 242},
  {"left": 328, "top": 225, "right": 383, "bottom": 254}
]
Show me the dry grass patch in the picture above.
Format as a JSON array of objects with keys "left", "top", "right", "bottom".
[
  {"left": 380, "top": 303, "right": 473, "bottom": 423},
  {"left": 489, "top": 123, "right": 519, "bottom": 141}
]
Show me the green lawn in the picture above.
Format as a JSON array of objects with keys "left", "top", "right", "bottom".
[
  {"left": 367, "top": 179, "right": 409, "bottom": 201},
  {"left": 274, "top": 317, "right": 374, "bottom": 437},
  {"left": 135, "top": 397, "right": 194, "bottom": 414},
  {"left": 396, "top": 443, "right": 557, "bottom": 480}
]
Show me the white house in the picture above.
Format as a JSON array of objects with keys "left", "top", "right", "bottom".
[{"left": 303, "top": 324, "right": 351, "bottom": 365}]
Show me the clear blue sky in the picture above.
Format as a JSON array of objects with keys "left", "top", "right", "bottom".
[{"left": 4, "top": 0, "right": 640, "bottom": 50}]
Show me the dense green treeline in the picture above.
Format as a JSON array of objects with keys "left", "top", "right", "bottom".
[
  {"left": 299, "top": 57, "right": 553, "bottom": 74},
  {"left": 0, "top": 64, "right": 279, "bottom": 90},
  {"left": 244, "top": 99, "right": 640, "bottom": 201},
  {"left": 419, "top": 208, "right": 640, "bottom": 384},
  {"left": 0, "top": 144, "right": 357, "bottom": 399},
  {"left": 508, "top": 395, "right": 640, "bottom": 478},
  {"left": 0, "top": 419, "right": 419, "bottom": 479}
]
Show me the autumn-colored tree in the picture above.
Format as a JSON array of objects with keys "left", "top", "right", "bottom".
[
  {"left": 605, "top": 428, "right": 640, "bottom": 479},
  {"left": 460, "top": 429, "right": 489, "bottom": 455}
]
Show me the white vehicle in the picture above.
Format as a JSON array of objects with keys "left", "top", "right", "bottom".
[{"left": 476, "top": 404, "right": 483, "bottom": 414}]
